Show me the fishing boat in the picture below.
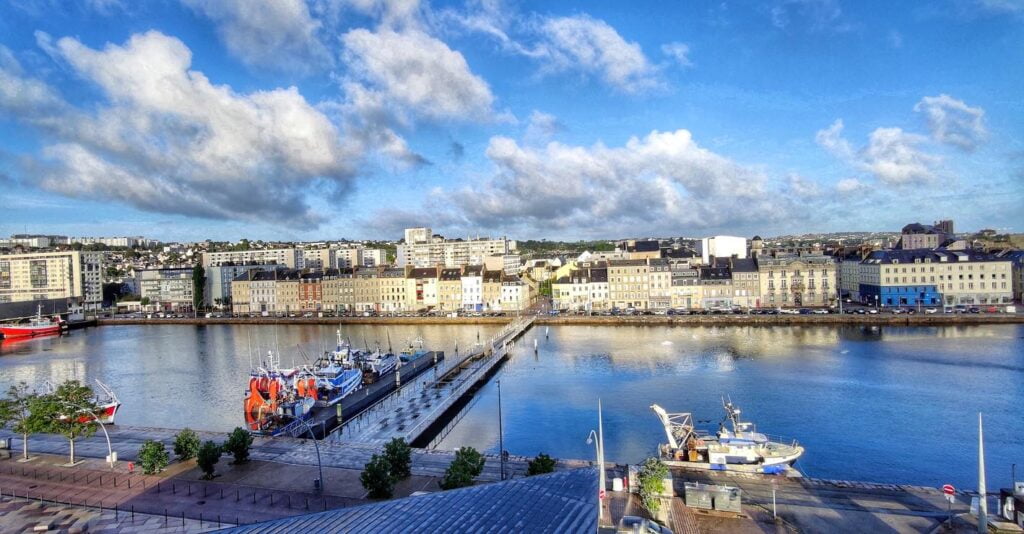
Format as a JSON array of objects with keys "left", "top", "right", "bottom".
[
  {"left": 311, "top": 331, "right": 365, "bottom": 406},
  {"left": 651, "top": 398, "right": 804, "bottom": 475},
  {"left": 244, "top": 350, "right": 317, "bottom": 436},
  {"left": 41, "top": 379, "right": 121, "bottom": 424},
  {"left": 0, "top": 304, "right": 66, "bottom": 339}
]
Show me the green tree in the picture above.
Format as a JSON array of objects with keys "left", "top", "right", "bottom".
[
  {"left": 192, "top": 264, "right": 206, "bottom": 312},
  {"left": 527, "top": 453, "right": 557, "bottom": 476},
  {"left": 383, "top": 437, "right": 412, "bottom": 480},
  {"left": 0, "top": 382, "right": 49, "bottom": 461},
  {"left": 223, "top": 427, "right": 253, "bottom": 464},
  {"left": 196, "top": 440, "right": 221, "bottom": 480},
  {"left": 360, "top": 453, "right": 395, "bottom": 499},
  {"left": 138, "top": 440, "right": 169, "bottom": 474},
  {"left": 173, "top": 428, "right": 201, "bottom": 461},
  {"left": 140, "top": 296, "right": 150, "bottom": 306},
  {"left": 439, "top": 447, "right": 486, "bottom": 490},
  {"left": 34, "top": 380, "right": 100, "bottom": 465},
  {"left": 637, "top": 457, "right": 669, "bottom": 515}
]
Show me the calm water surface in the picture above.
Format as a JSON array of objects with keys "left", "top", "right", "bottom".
[{"left": 1, "top": 323, "right": 1021, "bottom": 490}]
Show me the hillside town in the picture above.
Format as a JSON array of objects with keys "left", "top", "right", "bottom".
[{"left": 0, "top": 221, "right": 1021, "bottom": 320}]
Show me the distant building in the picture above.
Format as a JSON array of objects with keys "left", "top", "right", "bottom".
[
  {"left": 697, "top": 236, "right": 748, "bottom": 264},
  {"left": 205, "top": 264, "right": 275, "bottom": 309},
  {"left": 138, "top": 268, "right": 194, "bottom": 311},
  {"left": 0, "top": 250, "right": 104, "bottom": 311},
  {"left": 898, "top": 221, "right": 955, "bottom": 250},
  {"left": 859, "top": 250, "right": 1012, "bottom": 307},
  {"left": 997, "top": 250, "right": 1024, "bottom": 303},
  {"left": 202, "top": 248, "right": 300, "bottom": 269},
  {"left": 608, "top": 259, "right": 650, "bottom": 310},
  {"left": 404, "top": 227, "right": 432, "bottom": 244},
  {"left": 362, "top": 248, "right": 387, "bottom": 267},
  {"left": 397, "top": 229, "right": 516, "bottom": 268},
  {"left": 757, "top": 251, "right": 837, "bottom": 308},
  {"left": 617, "top": 239, "right": 661, "bottom": 260}
]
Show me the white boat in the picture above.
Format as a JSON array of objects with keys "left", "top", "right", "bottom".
[{"left": 651, "top": 398, "right": 804, "bottom": 475}]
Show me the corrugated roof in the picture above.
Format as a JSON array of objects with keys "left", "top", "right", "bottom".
[{"left": 223, "top": 468, "right": 598, "bottom": 534}]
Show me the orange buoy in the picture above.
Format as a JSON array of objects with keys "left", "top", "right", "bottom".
[{"left": 307, "top": 378, "right": 317, "bottom": 400}]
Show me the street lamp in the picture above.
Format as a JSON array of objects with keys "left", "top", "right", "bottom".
[
  {"left": 61, "top": 401, "right": 114, "bottom": 469},
  {"left": 586, "top": 398, "right": 607, "bottom": 521},
  {"left": 291, "top": 418, "right": 326, "bottom": 493},
  {"left": 497, "top": 379, "right": 505, "bottom": 481}
]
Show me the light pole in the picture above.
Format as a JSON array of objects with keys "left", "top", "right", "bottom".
[
  {"left": 293, "top": 418, "right": 325, "bottom": 493},
  {"left": 497, "top": 379, "right": 505, "bottom": 481},
  {"left": 586, "top": 427, "right": 604, "bottom": 521},
  {"left": 61, "top": 402, "right": 114, "bottom": 469}
]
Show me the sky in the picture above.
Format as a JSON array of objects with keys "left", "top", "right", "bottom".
[{"left": 0, "top": 0, "right": 1022, "bottom": 243}]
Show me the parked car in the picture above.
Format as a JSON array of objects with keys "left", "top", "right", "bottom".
[
  {"left": 617, "top": 516, "right": 673, "bottom": 534},
  {"left": 968, "top": 307, "right": 980, "bottom": 314},
  {"left": 924, "top": 308, "right": 938, "bottom": 314}
]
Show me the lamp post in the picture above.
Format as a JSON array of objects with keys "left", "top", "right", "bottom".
[
  {"left": 62, "top": 402, "right": 114, "bottom": 469},
  {"left": 585, "top": 398, "right": 607, "bottom": 521},
  {"left": 497, "top": 379, "right": 505, "bottom": 481},
  {"left": 293, "top": 418, "right": 325, "bottom": 493}
]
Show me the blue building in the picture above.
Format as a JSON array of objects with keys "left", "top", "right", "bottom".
[{"left": 858, "top": 250, "right": 944, "bottom": 307}]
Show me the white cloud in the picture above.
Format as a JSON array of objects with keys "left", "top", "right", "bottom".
[
  {"left": 1, "top": 31, "right": 367, "bottom": 226},
  {"left": 661, "top": 42, "right": 693, "bottom": 68},
  {"left": 816, "top": 119, "right": 941, "bottom": 185},
  {"left": 913, "top": 94, "right": 987, "bottom": 151},
  {"left": 419, "top": 129, "right": 791, "bottom": 235},
  {"left": 534, "top": 15, "right": 660, "bottom": 94},
  {"left": 836, "top": 177, "right": 867, "bottom": 193},
  {"left": 974, "top": 0, "right": 1024, "bottom": 13},
  {"left": 769, "top": 0, "right": 845, "bottom": 32},
  {"left": 523, "top": 110, "right": 563, "bottom": 144},
  {"left": 861, "top": 127, "right": 940, "bottom": 184},
  {"left": 341, "top": 28, "right": 496, "bottom": 121},
  {"left": 815, "top": 119, "right": 854, "bottom": 160},
  {"left": 182, "top": 0, "right": 330, "bottom": 72},
  {"left": 786, "top": 173, "right": 822, "bottom": 197}
]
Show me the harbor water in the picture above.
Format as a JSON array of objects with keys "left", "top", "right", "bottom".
[{"left": 1, "top": 323, "right": 1021, "bottom": 490}]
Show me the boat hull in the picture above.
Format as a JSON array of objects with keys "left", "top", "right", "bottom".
[{"left": 0, "top": 325, "right": 62, "bottom": 338}]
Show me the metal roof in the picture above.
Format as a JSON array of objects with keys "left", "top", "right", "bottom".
[{"left": 221, "top": 468, "right": 598, "bottom": 534}]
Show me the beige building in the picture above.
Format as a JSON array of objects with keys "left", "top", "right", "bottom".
[
  {"left": 276, "top": 271, "right": 301, "bottom": 313},
  {"left": 758, "top": 252, "right": 837, "bottom": 308},
  {"left": 397, "top": 229, "right": 517, "bottom": 268},
  {"left": 647, "top": 259, "right": 671, "bottom": 310},
  {"left": 408, "top": 267, "right": 439, "bottom": 311},
  {"left": 322, "top": 269, "right": 355, "bottom": 313},
  {"left": 609, "top": 259, "right": 650, "bottom": 310},
  {"left": 378, "top": 268, "right": 407, "bottom": 312},
  {"left": 438, "top": 268, "right": 463, "bottom": 311},
  {"left": 482, "top": 270, "right": 503, "bottom": 311},
  {"left": 354, "top": 269, "right": 381, "bottom": 312},
  {"left": 202, "top": 248, "right": 300, "bottom": 268},
  {"left": 0, "top": 251, "right": 104, "bottom": 310}
]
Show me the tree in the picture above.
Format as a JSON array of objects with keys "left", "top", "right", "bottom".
[
  {"left": 223, "top": 427, "right": 253, "bottom": 464},
  {"left": 34, "top": 380, "right": 99, "bottom": 465},
  {"left": 197, "top": 440, "right": 221, "bottom": 480},
  {"left": 439, "top": 447, "right": 486, "bottom": 490},
  {"left": 140, "top": 296, "right": 151, "bottom": 306},
  {"left": 138, "top": 440, "right": 169, "bottom": 474},
  {"left": 173, "top": 428, "right": 201, "bottom": 461},
  {"left": 360, "top": 454, "right": 395, "bottom": 499},
  {"left": 383, "top": 437, "right": 412, "bottom": 480},
  {"left": 527, "top": 453, "right": 557, "bottom": 476},
  {"left": 0, "top": 382, "right": 49, "bottom": 461},
  {"left": 192, "top": 264, "right": 206, "bottom": 312},
  {"left": 637, "top": 457, "right": 669, "bottom": 515}
]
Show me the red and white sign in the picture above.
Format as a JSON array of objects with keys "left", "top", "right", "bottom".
[
  {"left": 942, "top": 484, "right": 955, "bottom": 496},
  {"left": 599, "top": 489, "right": 606, "bottom": 500}
]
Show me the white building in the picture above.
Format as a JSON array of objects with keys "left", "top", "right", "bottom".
[
  {"left": 138, "top": 268, "right": 194, "bottom": 311},
  {"left": 71, "top": 236, "right": 144, "bottom": 247},
  {"left": 301, "top": 248, "right": 334, "bottom": 270},
  {"left": 362, "top": 248, "right": 387, "bottom": 267},
  {"left": 205, "top": 264, "right": 274, "bottom": 308},
  {"left": 0, "top": 250, "right": 104, "bottom": 311},
  {"left": 461, "top": 265, "right": 484, "bottom": 311},
  {"left": 404, "top": 227, "right": 432, "bottom": 244},
  {"left": 397, "top": 229, "right": 516, "bottom": 268},
  {"left": 697, "top": 236, "right": 748, "bottom": 264},
  {"left": 202, "top": 248, "right": 300, "bottom": 269},
  {"left": 335, "top": 247, "right": 363, "bottom": 269}
]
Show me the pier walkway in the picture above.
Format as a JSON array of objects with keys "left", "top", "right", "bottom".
[{"left": 331, "top": 316, "right": 536, "bottom": 446}]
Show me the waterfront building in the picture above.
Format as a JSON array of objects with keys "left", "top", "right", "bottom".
[
  {"left": 354, "top": 269, "right": 381, "bottom": 312},
  {"left": 699, "top": 261, "right": 734, "bottom": 309},
  {"left": 0, "top": 250, "right": 104, "bottom": 311},
  {"left": 617, "top": 239, "right": 661, "bottom": 260},
  {"left": 202, "top": 248, "right": 300, "bottom": 269},
  {"left": 408, "top": 267, "right": 440, "bottom": 310},
  {"left": 500, "top": 275, "right": 532, "bottom": 311},
  {"left": 299, "top": 271, "right": 324, "bottom": 312},
  {"left": 138, "top": 268, "right": 194, "bottom": 311},
  {"left": 730, "top": 257, "right": 761, "bottom": 308},
  {"left": 438, "top": 268, "right": 463, "bottom": 311},
  {"left": 608, "top": 259, "right": 650, "bottom": 310},
  {"left": 378, "top": 267, "right": 407, "bottom": 313},
  {"left": 898, "top": 221, "right": 955, "bottom": 250},
  {"left": 997, "top": 250, "right": 1024, "bottom": 303},
  {"left": 669, "top": 265, "right": 700, "bottom": 309},
  {"left": 757, "top": 251, "right": 837, "bottom": 308},
  {"left": 461, "top": 265, "right": 484, "bottom": 311},
  {"left": 647, "top": 258, "right": 672, "bottom": 310},
  {"left": 482, "top": 269, "right": 503, "bottom": 310},
  {"left": 697, "top": 235, "right": 748, "bottom": 264},
  {"left": 247, "top": 270, "right": 279, "bottom": 314},
  {"left": 205, "top": 264, "right": 274, "bottom": 309},
  {"left": 322, "top": 268, "right": 355, "bottom": 313},
  {"left": 275, "top": 270, "right": 302, "bottom": 313},
  {"left": 396, "top": 229, "right": 516, "bottom": 268},
  {"left": 552, "top": 262, "right": 610, "bottom": 311},
  {"left": 859, "top": 250, "right": 1012, "bottom": 307},
  {"left": 837, "top": 250, "right": 867, "bottom": 302}
]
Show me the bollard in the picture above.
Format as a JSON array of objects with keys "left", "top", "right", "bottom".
[
  {"left": 164, "top": 508, "right": 168, "bottom": 527},
  {"left": 288, "top": 495, "right": 291, "bottom": 508},
  {"left": 270, "top": 493, "right": 274, "bottom": 505},
  {"left": 156, "top": 482, "right": 160, "bottom": 493},
  {"left": 221, "top": 488, "right": 223, "bottom": 499},
  {"left": 236, "top": 489, "right": 239, "bottom": 502},
  {"left": 115, "top": 503, "right": 118, "bottom": 519},
  {"left": 305, "top": 497, "right": 309, "bottom": 510},
  {"left": 203, "top": 485, "right": 207, "bottom": 497},
  {"left": 253, "top": 491, "right": 256, "bottom": 503},
  {"left": 188, "top": 483, "right": 191, "bottom": 496},
  {"left": 132, "top": 504, "right": 134, "bottom": 523},
  {"left": 218, "top": 515, "right": 221, "bottom": 527},
  {"left": 200, "top": 513, "right": 203, "bottom": 527},
  {"left": 128, "top": 478, "right": 131, "bottom": 489},
  {"left": 182, "top": 511, "right": 185, "bottom": 526}
]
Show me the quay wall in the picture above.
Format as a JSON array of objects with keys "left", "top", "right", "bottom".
[{"left": 96, "top": 314, "right": 1024, "bottom": 327}]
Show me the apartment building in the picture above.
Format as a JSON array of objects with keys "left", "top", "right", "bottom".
[
  {"left": 482, "top": 270, "right": 503, "bottom": 311},
  {"left": 299, "top": 271, "right": 324, "bottom": 311},
  {"left": 758, "top": 252, "right": 837, "bottom": 308},
  {"left": 699, "top": 262, "right": 734, "bottom": 309},
  {"left": 669, "top": 265, "right": 700, "bottom": 309},
  {"left": 461, "top": 265, "right": 483, "bottom": 311},
  {"left": 608, "top": 259, "right": 650, "bottom": 310},
  {"left": 378, "top": 268, "right": 407, "bottom": 312},
  {"left": 697, "top": 235, "right": 747, "bottom": 264},
  {"left": 438, "top": 268, "right": 463, "bottom": 311},
  {"left": 138, "top": 268, "right": 194, "bottom": 311},
  {"left": 408, "top": 267, "right": 439, "bottom": 310},
  {"left": 647, "top": 259, "right": 672, "bottom": 310},
  {"left": 998, "top": 250, "right": 1024, "bottom": 303},
  {"left": 552, "top": 263, "right": 610, "bottom": 311},
  {"left": 0, "top": 250, "right": 104, "bottom": 310},
  {"left": 354, "top": 269, "right": 381, "bottom": 312},
  {"left": 276, "top": 271, "right": 301, "bottom": 313},
  {"left": 206, "top": 264, "right": 275, "bottom": 308},
  {"left": 322, "top": 269, "right": 355, "bottom": 313},
  {"left": 202, "top": 248, "right": 300, "bottom": 269},
  {"left": 859, "top": 250, "right": 1012, "bottom": 307},
  {"left": 362, "top": 249, "right": 387, "bottom": 267},
  {"left": 302, "top": 248, "right": 334, "bottom": 270},
  {"left": 397, "top": 229, "right": 516, "bottom": 268},
  {"left": 500, "top": 276, "right": 531, "bottom": 311},
  {"left": 729, "top": 258, "right": 761, "bottom": 308}
]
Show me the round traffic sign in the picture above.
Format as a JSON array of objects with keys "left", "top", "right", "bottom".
[{"left": 942, "top": 484, "right": 955, "bottom": 495}]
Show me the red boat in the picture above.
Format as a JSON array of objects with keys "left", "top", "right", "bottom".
[
  {"left": 0, "top": 304, "right": 66, "bottom": 339},
  {"left": 43, "top": 379, "right": 122, "bottom": 425}
]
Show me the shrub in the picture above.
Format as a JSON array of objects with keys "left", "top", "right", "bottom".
[
  {"left": 173, "top": 428, "right": 200, "bottom": 461},
  {"left": 138, "top": 440, "right": 169, "bottom": 474},
  {"left": 223, "top": 427, "right": 253, "bottom": 464},
  {"left": 439, "top": 447, "right": 486, "bottom": 490},
  {"left": 637, "top": 457, "right": 669, "bottom": 515},
  {"left": 360, "top": 454, "right": 394, "bottom": 499},
  {"left": 527, "top": 453, "right": 556, "bottom": 476},
  {"left": 197, "top": 440, "right": 221, "bottom": 480},
  {"left": 383, "top": 438, "right": 412, "bottom": 480}
]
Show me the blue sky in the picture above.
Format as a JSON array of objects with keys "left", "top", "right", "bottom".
[{"left": 0, "top": 0, "right": 1021, "bottom": 242}]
